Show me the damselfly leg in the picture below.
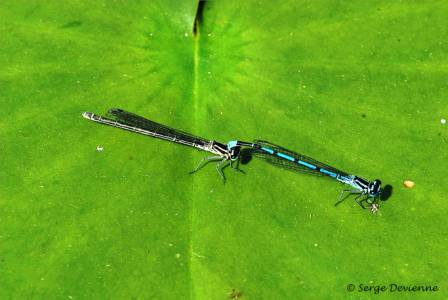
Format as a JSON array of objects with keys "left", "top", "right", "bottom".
[
  {"left": 354, "top": 193, "right": 366, "bottom": 208},
  {"left": 216, "top": 158, "right": 230, "bottom": 182},
  {"left": 230, "top": 159, "right": 245, "bottom": 174},
  {"left": 189, "top": 156, "right": 232, "bottom": 182},
  {"left": 190, "top": 156, "right": 223, "bottom": 174},
  {"left": 335, "top": 189, "right": 361, "bottom": 206}
]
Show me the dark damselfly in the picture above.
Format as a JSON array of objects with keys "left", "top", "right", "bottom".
[{"left": 82, "top": 109, "right": 244, "bottom": 180}]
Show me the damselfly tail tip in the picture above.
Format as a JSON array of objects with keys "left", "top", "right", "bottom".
[{"left": 82, "top": 112, "right": 94, "bottom": 120}]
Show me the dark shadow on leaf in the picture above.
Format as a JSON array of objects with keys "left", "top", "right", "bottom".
[
  {"left": 380, "top": 184, "right": 393, "bottom": 201},
  {"left": 239, "top": 148, "right": 253, "bottom": 165}
]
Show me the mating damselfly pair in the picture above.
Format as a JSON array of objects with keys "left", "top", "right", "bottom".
[{"left": 82, "top": 109, "right": 382, "bottom": 210}]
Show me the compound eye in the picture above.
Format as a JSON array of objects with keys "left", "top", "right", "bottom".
[{"left": 369, "top": 180, "right": 381, "bottom": 196}]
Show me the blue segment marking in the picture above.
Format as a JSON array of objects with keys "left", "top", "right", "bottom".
[
  {"left": 297, "top": 160, "right": 317, "bottom": 170},
  {"left": 227, "top": 140, "right": 238, "bottom": 149},
  {"left": 261, "top": 147, "right": 275, "bottom": 154},
  {"left": 320, "top": 168, "right": 337, "bottom": 178},
  {"left": 277, "top": 152, "right": 295, "bottom": 162}
]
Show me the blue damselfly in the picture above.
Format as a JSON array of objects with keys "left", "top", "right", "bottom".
[{"left": 226, "top": 140, "right": 382, "bottom": 209}]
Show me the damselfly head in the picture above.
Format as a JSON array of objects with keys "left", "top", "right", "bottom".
[{"left": 368, "top": 179, "right": 382, "bottom": 197}]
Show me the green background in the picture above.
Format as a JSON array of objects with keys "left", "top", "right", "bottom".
[{"left": 1, "top": 0, "right": 447, "bottom": 299}]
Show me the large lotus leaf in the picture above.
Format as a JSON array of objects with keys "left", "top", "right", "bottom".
[{"left": 1, "top": 1, "right": 447, "bottom": 299}]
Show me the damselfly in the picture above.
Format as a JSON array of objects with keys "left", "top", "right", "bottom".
[
  {"left": 82, "top": 109, "right": 382, "bottom": 208},
  {"left": 82, "top": 109, "right": 244, "bottom": 180},
  {"left": 225, "top": 140, "right": 382, "bottom": 208}
]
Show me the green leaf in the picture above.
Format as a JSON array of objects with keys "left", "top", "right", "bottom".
[{"left": 1, "top": 1, "right": 447, "bottom": 299}]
